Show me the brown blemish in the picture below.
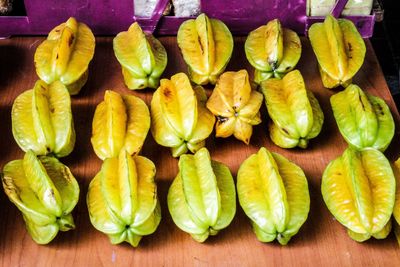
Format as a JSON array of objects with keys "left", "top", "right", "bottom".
[
  {"left": 282, "top": 128, "right": 289, "bottom": 135},
  {"left": 198, "top": 36, "right": 204, "bottom": 55},
  {"left": 217, "top": 116, "right": 228, "bottom": 123},
  {"left": 358, "top": 93, "right": 365, "bottom": 111},
  {"left": 163, "top": 88, "right": 172, "bottom": 98},
  {"left": 68, "top": 35, "right": 75, "bottom": 46}
]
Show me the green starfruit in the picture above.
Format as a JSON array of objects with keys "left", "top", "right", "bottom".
[
  {"left": 167, "top": 147, "right": 236, "bottom": 242},
  {"left": 330, "top": 84, "right": 394, "bottom": 151},
  {"left": 245, "top": 19, "right": 302, "bottom": 84},
  {"left": 260, "top": 70, "right": 324, "bottom": 148},
  {"left": 2, "top": 150, "right": 80, "bottom": 244},
  {"left": 12, "top": 80, "right": 75, "bottom": 157},
  {"left": 113, "top": 22, "right": 167, "bottom": 90},
  {"left": 87, "top": 149, "right": 160, "bottom": 247}
]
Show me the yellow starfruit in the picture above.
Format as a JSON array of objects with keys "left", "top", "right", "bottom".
[
  {"left": 322, "top": 148, "right": 395, "bottom": 242},
  {"left": 309, "top": 15, "right": 366, "bottom": 88},
  {"left": 206, "top": 69, "right": 263, "bottom": 144},
  {"left": 177, "top": 13, "right": 233, "bottom": 85},
  {"left": 91, "top": 90, "right": 150, "bottom": 160},
  {"left": 150, "top": 73, "right": 215, "bottom": 157},
  {"left": 34, "top": 17, "right": 95, "bottom": 95},
  {"left": 237, "top": 147, "right": 310, "bottom": 245},
  {"left": 260, "top": 70, "right": 324, "bottom": 148}
]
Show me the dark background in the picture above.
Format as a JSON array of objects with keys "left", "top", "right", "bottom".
[{"left": 371, "top": 0, "right": 400, "bottom": 108}]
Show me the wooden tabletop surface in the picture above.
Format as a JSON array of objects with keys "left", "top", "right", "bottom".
[{"left": 0, "top": 36, "right": 399, "bottom": 267}]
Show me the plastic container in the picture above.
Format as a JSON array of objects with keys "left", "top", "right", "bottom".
[{"left": 0, "top": 0, "right": 376, "bottom": 38}]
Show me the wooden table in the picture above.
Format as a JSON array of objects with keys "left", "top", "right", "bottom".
[{"left": 0, "top": 36, "right": 399, "bottom": 267}]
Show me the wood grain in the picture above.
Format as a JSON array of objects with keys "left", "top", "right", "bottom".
[{"left": 0, "top": 36, "right": 399, "bottom": 267}]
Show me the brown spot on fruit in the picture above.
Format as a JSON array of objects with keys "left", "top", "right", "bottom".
[
  {"left": 282, "top": 128, "right": 289, "bottom": 135},
  {"left": 198, "top": 36, "right": 204, "bottom": 55},
  {"left": 68, "top": 35, "right": 75, "bottom": 46},
  {"left": 163, "top": 88, "right": 172, "bottom": 98},
  {"left": 217, "top": 116, "right": 228, "bottom": 123}
]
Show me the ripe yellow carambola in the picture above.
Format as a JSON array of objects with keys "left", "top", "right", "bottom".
[
  {"left": 150, "top": 73, "right": 215, "bottom": 157},
  {"left": 177, "top": 13, "right": 233, "bottom": 85},
  {"left": 34, "top": 17, "right": 95, "bottom": 95},
  {"left": 237, "top": 147, "right": 310, "bottom": 245},
  {"left": 322, "top": 148, "right": 395, "bottom": 242},
  {"left": 206, "top": 69, "right": 263, "bottom": 144},
  {"left": 261, "top": 70, "right": 324, "bottom": 148},
  {"left": 91, "top": 90, "right": 150, "bottom": 160},
  {"left": 309, "top": 15, "right": 366, "bottom": 88}
]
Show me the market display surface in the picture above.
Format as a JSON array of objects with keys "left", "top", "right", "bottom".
[{"left": 1, "top": 18, "right": 400, "bottom": 266}]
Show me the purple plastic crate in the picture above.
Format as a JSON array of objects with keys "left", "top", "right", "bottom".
[{"left": 0, "top": 0, "right": 375, "bottom": 38}]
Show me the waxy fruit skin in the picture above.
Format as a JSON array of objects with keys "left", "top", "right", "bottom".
[
  {"left": 245, "top": 19, "right": 301, "bottom": 84},
  {"left": 151, "top": 73, "right": 215, "bottom": 157},
  {"left": 91, "top": 90, "right": 150, "bottom": 160},
  {"left": 206, "top": 69, "right": 263, "bottom": 144},
  {"left": 237, "top": 147, "right": 310, "bottom": 245},
  {"left": 393, "top": 158, "right": 400, "bottom": 246},
  {"left": 322, "top": 148, "right": 395, "bottom": 242},
  {"left": 177, "top": 13, "right": 233, "bottom": 85},
  {"left": 12, "top": 80, "right": 75, "bottom": 158},
  {"left": 331, "top": 84, "right": 394, "bottom": 152},
  {"left": 2, "top": 151, "right": 80, "bottom": 244},
  {"left": 167, "top": 148, "right": 236, "bottom": 242},
  {"left": 87, "top": 149, "right": 160, "bottom": 247},
  {"left": 309, "top": 15, "right": 366, "bottom": 89},
  {"left": 114, "top": 22, "right": 168, "bottom": 90},
  {"left": 34, "top": 17, "right": 95, "bottom": 95},
  {"left": 261, "top": 70, "right": 324, "bottom": 149}
]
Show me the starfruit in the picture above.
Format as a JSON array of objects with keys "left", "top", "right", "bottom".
[
  {"left": 1, "top": 150, "right": 80, "bottom": 244},
  {"left": 393, "top": 158, "right": 400, "bottom": 246},
  {"left": 309, "top": 15, "right": 366, "bottom": 88},
  {"left": 167, "top": 147, "right": 235, "bottom": 242},
  {"left": 12, "top": 80, "right": 75, "bottom": 157},
  {"left": 237, "top": 147, "right": 310, "bottom": 245},
  {"left": 206, "top": 69, "right": 263, "bottom": 144},
  {"left": 113, "top": 22, "right": 167, "bottom": 90},
  {"left": 177, "top": 13, "right": 233, "bottom": 85},
  {"left": 245, "top": 19, "right": 301, "bottom": 84},
  {"left": 260, "top": 70, "right": 324, "bottom": 149},
  {"left": 34, "top": 17, "right": 95, "bottom": 95},
  {"left": 322, "top": 148, "right": 395, "bottom": 242},
  {"left": 331, "top": 84, "right": 394, "bottom": 152},
  {"left": 87, "top": 149, "right": 160, "bottom": 247},
  {"left": 91, "top": 90, "right": 150, "bottom": 160},
  {"left": 150, "top": 73, "right": 215, "bottom": 157}
]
